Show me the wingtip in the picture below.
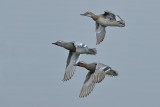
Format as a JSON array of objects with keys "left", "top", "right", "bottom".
[
  {"left": 96, "top": 41, "right": 101, "bottom": 45},
  {"left": 62, "top": 78, "right": 68, "bottom": 82},
  {"left": 96, "top": 39, "right": 104, "bottom": 45},
  {"left": 62, "top": 76, "right": 72, "bottom": 82},
  {"left": 96, "top": 41, "right": 100, "bottom": 45}
]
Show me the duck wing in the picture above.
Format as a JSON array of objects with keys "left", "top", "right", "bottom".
[
  {"left": 104, "top": 10, "right": 116, "bottom": 20},
  {"left": 73, "top": 42, "right": 92, "bottom": 54},
  {"left": 79, "top": 71, "right": 95, "bottom": 97},
  {"left": 95, "top": 23, "right": 106, "bottom": 45},
  {"left": 63, "top": 51, "right": 80, "bottom": 81},
  {"left": 74, "top": 42, "right": 97, "bottom": 55},
  {"left": 73, "top": 42, "right": 87, "bottom": 48},
  {"left": 93, "top": 63, "right": 107, "bottom": 83},
  {"left": 74, "top": 42, "right": 87, "bottom": 52}
]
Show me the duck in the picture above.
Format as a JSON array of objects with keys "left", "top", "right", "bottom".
[
  {"left": 74, "top": 61, "right": 118, "bottom": 97},
  {"left": 80, "top": 10, "right": 125, "bottom": 45},
  {"left": 52, "top": 40, "right": 97, "bottom": 81}
]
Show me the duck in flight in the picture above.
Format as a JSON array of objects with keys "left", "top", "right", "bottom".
[
  {"left": 52, "top": 41, "right": 97, "bottom": 81},
  {"left": 81, "top": 10, "right": 125, "bottom": 45},
  {"left": 74, "top": 61, "right": 118, "bottom": 97}
]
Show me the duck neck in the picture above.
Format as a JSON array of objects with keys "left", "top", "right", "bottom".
[
  {"left": 90, "top": 13, "right": 98, "bottom": 21},
  {"left": 81, "top": 63, "right": 87, "bottom": 68},
  {"left": 85, "top": 63, "right": 96, "bottom": 71}
]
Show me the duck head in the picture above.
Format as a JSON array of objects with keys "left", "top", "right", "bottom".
[
  {"left": 74, "top": 61, "right": 86, "bottom": 67},
  {"left": 75, "top": 61, "right": 97, "bottom": 71},
  {"left": 52, "top": 40, "right": 64, "bottom": 46},
  {"left": 80, "top": 12, "right": 94, "bottom": 17}
]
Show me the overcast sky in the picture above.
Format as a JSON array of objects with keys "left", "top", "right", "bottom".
[{"left": 0, "top": 0, "right": 160, "bottom": 107}]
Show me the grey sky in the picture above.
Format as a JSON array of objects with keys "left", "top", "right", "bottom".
[{"left": 0, "top": 0, "right": 160, "bottom": 107}]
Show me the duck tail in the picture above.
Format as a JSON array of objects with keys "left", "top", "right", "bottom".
[
  {"left": 88, "top": 48, "right": 97, "bottom": 55},
  {"left": 106, "top": 69, "right": 118, "bottom": 76}
]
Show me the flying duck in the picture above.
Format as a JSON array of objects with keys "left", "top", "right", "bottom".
[
  {"left": 81, "top": 10, "right": 125, "bottom": 44},
  {"left": 52, "top": 41, "right": 97, "bottom": 81},
  {"left": 74, "top": 61, "right": 118, "bottom": 97}
]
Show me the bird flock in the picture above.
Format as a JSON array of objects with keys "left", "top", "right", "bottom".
[{"left": 52, "top": 10, "right": 125, "bottom": 98}]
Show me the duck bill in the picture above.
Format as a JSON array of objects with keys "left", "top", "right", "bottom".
[
  {"left": 80, "top": 14, "right": 86, "bottom": 16},
  {"left": 52, "top": 42, "right": 57, "bottom": 45}
]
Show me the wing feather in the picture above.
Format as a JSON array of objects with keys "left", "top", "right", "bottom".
[
  {"left": 104, "top": 10, "right": 116, "bottom": 20},
  {"left": 79, "top": 72, "right": 95, "bottom": 98},
  {"left": 96, "top": 23, "right": 106, "bottom": 45},
  {"left": 93, "top": 63, "right": 107, "bottom": 83},
  {"left": 63, "top": 51, "right": 80, "bottom": 81}
]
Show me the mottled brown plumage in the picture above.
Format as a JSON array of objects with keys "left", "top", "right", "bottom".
[{"left": 81, "top": 10, "right": 125, "bottom": 44}]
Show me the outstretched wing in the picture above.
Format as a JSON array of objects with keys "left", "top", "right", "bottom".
[
  {"left": 73, "top": 42, "right": 90, "bottom": 54},
  {"left": 96, "top": 23, "right": 106, "bottom": 45},
  {"left": 93, "top": 63, "right": 107, "bottom": 83},
  {"left": 73, "top": 42, "right": 87, "bottom": 48},
  {"left": 104, "top": 10, "right": 116, "bottom": 20},
  {"left": 63, "top": 51, "right": 80, "bottom": 81},
  {"left": 79, "top": 71, "right": 95, "bottom": 98}
]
